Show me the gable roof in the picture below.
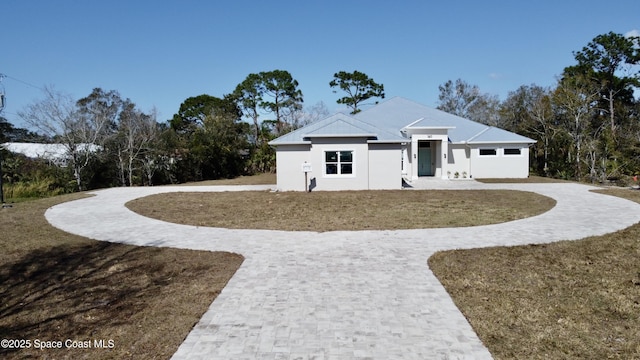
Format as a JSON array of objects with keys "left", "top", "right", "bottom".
[
  {"left": 268, "top": 113, "right": 407, "bottom": 145},
  {"left": 354, "top": 97, "right": 535, "bottom": 144}
]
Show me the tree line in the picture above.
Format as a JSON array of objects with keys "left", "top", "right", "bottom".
[
  {"left": 0, "top": 70, "right": 335, "bottom": 196},
  {"left": 0, "top": 68, "right": 386, "bottom": 196},
  {"left": 437, "top": 32, "right": 639, "bottom": 183},
  {"left": 1, "top": 31, "right": 639, "bottom": 199}
]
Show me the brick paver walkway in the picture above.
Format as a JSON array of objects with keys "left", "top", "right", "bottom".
[{"left": 45, "top": 182, "right": 640, "bottom": 359}]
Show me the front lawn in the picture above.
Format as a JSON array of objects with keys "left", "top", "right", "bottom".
[
  {"left": 0, "top": 194, "right": 243, "bottom": 360},
  {"left": 429, "top": 188, "right": 640, "bottom": 359},
  {"left": 127, "top": 189, "right": 555, "bottom": 231}
]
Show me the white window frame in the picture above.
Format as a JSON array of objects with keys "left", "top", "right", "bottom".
[
  {"left": 503, "top": 148, "right": 523, "bottom": 156},
  {"left": 479, "top": 148, "right": 497, "bottom": 157},
  {"left": 324, "top": 150, "right": 355, "bottom": 177}
]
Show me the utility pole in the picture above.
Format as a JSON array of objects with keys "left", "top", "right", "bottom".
[{"left": 0, "top": 73, "right": 7, "bottom": 206}]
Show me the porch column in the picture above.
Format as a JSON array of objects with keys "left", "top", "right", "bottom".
[
  {"left": 411, "top": 137, "right": 419, "bottom": 180},
  {"left": 440, "top": 139, "right": 449, "bottom": 179}
]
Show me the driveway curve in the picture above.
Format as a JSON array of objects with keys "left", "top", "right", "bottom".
[{"left": 45, "top": 182, "right": 640, "bottom": 359}]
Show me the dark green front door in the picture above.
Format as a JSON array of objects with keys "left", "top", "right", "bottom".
[{"left": 418, "top": 142, "right": 432, "bottom": 176}]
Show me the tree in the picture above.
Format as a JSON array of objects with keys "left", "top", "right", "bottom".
[
  {"left": 501, "top": 85, "right": 557, "bottom": 176},
  {"left": 189, "top": 111, "right": 249, "bottom": 179},
  {"left": 169, "top": 94, "right": 247, "bottom": 181},
  {"left": 18, "top": 86, "right": 109, "bottom": 190},
  {"left": 0, "top": 117, "right": 17, "bottom": 143},
  {"left": 230, "top": 70, "right": 303, "bottom": 174},
  {"left": 0, "top": 117, "right": 45, "bottom": 143},
  {"left": 170, "top": 94, "right": 240, "bottom": 134},
  {"left": 260, "top": 70, "right": 303, "bottom": 135},
  {"left": 76, "top": 88, "right": 124, "bottom": 133},
  {"left": 299, "top": 101, "right": 330, "bottom": 126},
  {"left": 330, "top": 70, "right": 384, "bottom": 114},
  {"left": 467, "top": 94, "right": 501, "bottom": 127},
  {"left": 567, "top": 32, "right": 640, "bottom": 136},
  {"left": 437, "top": 79, "right": 480, "bottom": 117},
  {"left": 552, "top": 75, "right": 602, "bottom": 181},
  {"left": 138, "top": 120, "right": 170, "bottom": 186},
  {"left": 77, "top": 88, "right": 150, "bottom": 187},
  {"left": 437, "top": 79, "right": 501, "bottom": 126},
  {"left": 232, "top": 73, "right": 264, "bottom": 145},
  {"left": 117, "top": 106, "right": 160, "bottom": 186}
]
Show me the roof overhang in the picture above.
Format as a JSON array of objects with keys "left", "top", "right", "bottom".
[
  {"left": 465, "top": 140, "right": 537, "bottom": 145},
  {"left": 405, "top": 126, "right": 456, "bottom": 130},
  {"left": 304, "top": 133, "right": 378, "bottom": 138},
  {"left": 267, "top": 140, "right": 311, "bottom": 146},
  {"left": 367, "top": 139, "right": 409, "bottom": 144}
]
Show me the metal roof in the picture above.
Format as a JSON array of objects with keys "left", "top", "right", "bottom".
[
  {"left": 270, "top": 97, "right": 535, "bottom": 146},
  {"left": 466, "top": 126, "right": 535, "bottom": 144},
  {"left": 354, "top": 97, "right": 535, "bottom": 144},
  {"left": 268, "top": 113, "right": 407, "bottom": 145}
]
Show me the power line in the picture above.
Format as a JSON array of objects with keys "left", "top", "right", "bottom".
[{"left": 1, "top": 73, "right": 44, "bottom": 91}]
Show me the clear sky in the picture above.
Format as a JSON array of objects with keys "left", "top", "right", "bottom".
[{"left": 2, "top": 0, "right": 639, "bottom": 128}]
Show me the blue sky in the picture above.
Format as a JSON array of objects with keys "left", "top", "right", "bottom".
[{"left": 2, "top": 0, "right": 639, "bottom": 128}]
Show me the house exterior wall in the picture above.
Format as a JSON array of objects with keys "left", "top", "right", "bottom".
[
  {"left": 275, "top": 144, "right": 312, "bottom": 191},
  {"left": 469, "top": 144, "right": 530, "bottom": 178},
  {"left": 447, "top": 143, "right": 471, "bottom": 178},
  {"left": 274, "top": 139, "right": 402, "bottom": 191},
  {"left": 308, "top": 138, "right": 369, "bottom": 191},
  {"left": 368, "top": 143, "right": 403, "bottom": 189},
  {"left": 405, "top": 144, "right": 415, "bottom": 179}
]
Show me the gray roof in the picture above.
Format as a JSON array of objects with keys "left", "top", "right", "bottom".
[
  {"left": 466, "top": 126, "right": 535, "bottom": 144},
  {"left": 269, "top": 97, "right": 535, "bottom": 146},
  {"left": 268, "top": 113, "right": 407, "bottom": 145},
  {"left": 354, "top": 97, "right": 535, "bottom": 144}
]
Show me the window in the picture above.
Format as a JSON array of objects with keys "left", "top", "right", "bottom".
[
  {"left": 325, "top": 151, "right": 353, "bottom": 175},
  {"left": 479, "top": 148, "right": 497, "bottom": 156},
  {"left": 504, "top": 148, "right": 522, "bottom": 156}
]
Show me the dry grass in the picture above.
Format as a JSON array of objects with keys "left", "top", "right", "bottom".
[
  {"left": 429, "top": 187, "right": 640, "bottom": 359},
  {"left": 0, "top": 193, "right": 243, "bottom": 360},
  {"left": 177, "top": 172, "right": 276, "bottom": 186},
  {"left": 127, "top": 190, "right": 556, "bottom": 231}
]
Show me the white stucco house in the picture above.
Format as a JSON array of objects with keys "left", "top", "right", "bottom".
[{"left": 269, "top": 97, "right": 535, "bottom": 191}]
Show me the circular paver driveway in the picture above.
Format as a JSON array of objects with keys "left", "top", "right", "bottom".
[{"left": 46, "top": 182, "right": 640, "bottom": 359}]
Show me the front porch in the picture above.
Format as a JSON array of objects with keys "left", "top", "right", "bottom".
[
  {"left": 403, "top": 138, "right": 449, "bottom": 180},
  {"left": 401, "top": 124, "right": 453, "bottom": 181}
]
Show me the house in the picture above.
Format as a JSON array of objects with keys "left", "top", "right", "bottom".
[
  {"left": 268, "top": 97, "right": 535, "bottom": 191},
  {"left": 2, "top": 142, "right": 100, "bottom": 167}
]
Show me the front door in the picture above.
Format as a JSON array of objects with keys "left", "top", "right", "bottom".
[{"left": 418, "top": 142, "right": 432, "bottom": 176}]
